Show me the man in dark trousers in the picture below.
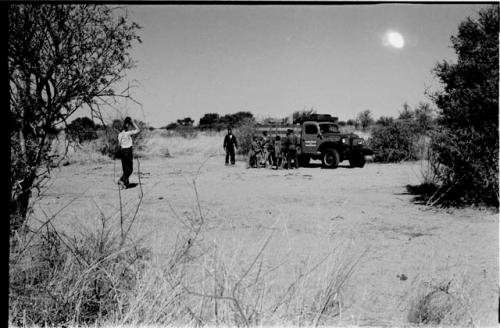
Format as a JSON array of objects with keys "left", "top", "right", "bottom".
[
  {"left": 223, "top": 127, "right": 238, "bottom": 165},
  {"left": 117, "top": 117, "right": 141, "bottom": 188},
  {"left": 284, "top": 129, "right": 299, "bottom": 169}
]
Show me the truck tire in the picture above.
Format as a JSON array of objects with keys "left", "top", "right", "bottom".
[
  {"left": 349, "top": 155, "right": 366, "bottom": 168},
  {"left": 322, "top": 148, "right": 339, "bottom": 168},
  {"left": 298, "top": 155, "right": 310, "bottom": 167}
]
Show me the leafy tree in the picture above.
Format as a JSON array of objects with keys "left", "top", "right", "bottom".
[
  {"left": 346, "top": 119, "right": 357, "bottom": 126},
  {"left": 176, "top": 117, "right": 194, "bottom": 127},
  {"left": 414, "top": 102, "right": 436, "bottom": 134},
  {"left": 219, "top": 111, "right": 254, "bottom": 128},
  {"left": 431, "top": 5, "right": 499, "bottom": 206},
  {"left": 9, "top": 4, "right": 141, "bottom": 233},
  {"left": 376, "top": 116, "right": 395, "bottom": 127},
  {"left": 199, "top": 113, "right": 220, "bottom": 129},
  {"left": 398, "top": 103, "right": 414, "bottom": 121},
  {"left": 165, "top": 122, "right": 179, "bottom": 130},
  {"left": 356, "top": 109, "right": 374, "bottom": 131},
  {"left": 231, "top": 111, "right": 254, "bottom": 124}
]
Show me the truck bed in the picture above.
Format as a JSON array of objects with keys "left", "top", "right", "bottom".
[{"left": 255, "top": 124, "right": 302, "bottom": 138}]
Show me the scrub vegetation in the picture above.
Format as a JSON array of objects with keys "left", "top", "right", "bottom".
[{"left": 9, "top": 4, "right": 498, "bottom": 327}]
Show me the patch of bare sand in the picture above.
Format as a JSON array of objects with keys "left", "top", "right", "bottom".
[{"left": 34, "top": 155, "right": 499, "bottom": 326}]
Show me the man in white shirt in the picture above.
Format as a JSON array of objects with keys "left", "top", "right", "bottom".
[{"left": 118, "top": 117, "right": 140, "bottom": 189}]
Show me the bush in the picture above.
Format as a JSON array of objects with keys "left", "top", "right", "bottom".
[
  {"left": 431, "top": 127, "right": 499, "bottom": 205},
  {"left": 407, "top": 279, "right": 476, "bottom": 326},
  {"left": 97, "top": 123, "right": 121, "bottom": 160},
  {"left": 369, "top": 119, "right": 420, "bottom": 162},
  {"left": 430, "top": 5, "right": 498, "bottom": 206},
  {"left": 232, "top": 118, "right": 256, "bottom": 155},
  {"left": 66, "top": 117, "right": 99, "bottom": 143},
  {"left": 369, "top": 103, "right": 436, "bottom": 163}
]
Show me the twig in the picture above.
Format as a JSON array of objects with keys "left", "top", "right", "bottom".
[
  {"left": 11, "top": 195, "right": 82, "bottom": 265},
  {"left": 270, "top": 251, "right": 333, "bottom": 314},
  {"left": 313, "top": 248, "right": 367, "bottom": 327},
  {"left": 120, "top": 157, "right": 144, "bottom": 246},
  {"left": 115, "top": 160, "right": 124, "bottom": 241},
  {"left": 426, "top": 181, "right": 458, "bottom": 206}
]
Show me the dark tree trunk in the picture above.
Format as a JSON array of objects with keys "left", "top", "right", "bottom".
[{"left": 10, "top": 177, "right": 34, "bottom": 237}]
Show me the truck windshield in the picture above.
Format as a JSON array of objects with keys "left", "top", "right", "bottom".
[{"left": 319, "top": 123, "right": 339, "bottom": 134}]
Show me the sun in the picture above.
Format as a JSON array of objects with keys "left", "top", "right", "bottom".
[{"left": 384, "top": 31, "right": 405, "bottom": 49}]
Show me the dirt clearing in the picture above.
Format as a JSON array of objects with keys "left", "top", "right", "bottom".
[{"left": 34, "top": 153, "right": 499, "bottom": 325}]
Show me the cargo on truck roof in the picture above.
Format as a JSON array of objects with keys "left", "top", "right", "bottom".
[{"left": 296, "top": 114, "right": 338, "bottom": 124}]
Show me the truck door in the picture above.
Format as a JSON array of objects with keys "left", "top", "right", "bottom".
[{"left": 302, "top": 123, "right": 319, "bottom": 155}]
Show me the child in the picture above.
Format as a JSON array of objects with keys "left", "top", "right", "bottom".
[
  {"left": 248, "top": 136, "right": 261, "bottom": 168},
  {"left": 273, "top": 135, "right": 283, "bottom": 169},
  {"left": 117, "top": 117, "right": 140, "bottom": 188}
]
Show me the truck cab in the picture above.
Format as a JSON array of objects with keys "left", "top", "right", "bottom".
[{"left": 298, "top": 119, "right": 372, "bottom": 168}]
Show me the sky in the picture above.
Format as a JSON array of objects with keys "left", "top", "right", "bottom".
[{"left": 111, "top": 3, "right": 489, "bottom": 127}]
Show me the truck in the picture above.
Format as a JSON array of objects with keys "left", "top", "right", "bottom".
[{"left": 256, "top": 114, "right": 373, "bottom": 168}]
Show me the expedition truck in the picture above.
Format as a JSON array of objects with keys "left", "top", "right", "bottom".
[{"left": 256, "top": 114, "right": 373, "bottom": 168}]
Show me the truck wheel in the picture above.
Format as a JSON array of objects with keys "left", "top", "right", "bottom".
[
  {"left": 298, "top": 155, "right": 310, "bottom": 167},
  {"left": 322, "top": 149, "right": 339, "bottom": 168},
  {"left": 349, "top": 155, "right": 366, "bottom": 168}
]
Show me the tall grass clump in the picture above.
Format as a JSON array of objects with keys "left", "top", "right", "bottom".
[{"left": 9, "top": 213, "right": 150, "bottom": 326}]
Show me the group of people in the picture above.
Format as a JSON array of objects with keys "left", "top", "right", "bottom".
[
  {"left": 223, "top": 127, "right": 300, "bottom": 170},
  {"left": 117, "top": 120, "right": 302, "bottom": 190}
]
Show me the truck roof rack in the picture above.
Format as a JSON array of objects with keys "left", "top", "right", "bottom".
[{"left": 296, "top": 114, "right": 338, "bottom": 124}]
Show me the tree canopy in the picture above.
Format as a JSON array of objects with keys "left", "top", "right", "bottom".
[
  {"left": 431, "top": 5, "right": 499, "bottom": 205},
  {"left": 9, "top": 4, "right": 141, "bottom": 230}
]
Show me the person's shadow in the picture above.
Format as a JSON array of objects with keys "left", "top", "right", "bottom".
[{"left": 125, "top": 183, "right": 138, "bottom": 189}]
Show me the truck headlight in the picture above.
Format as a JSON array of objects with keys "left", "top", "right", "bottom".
[
  {"left": 341, "top": 138, "right": 347, "bottom": 144},
  {"left": 357, "top": 139, "right": 364, "bottom": 145}
]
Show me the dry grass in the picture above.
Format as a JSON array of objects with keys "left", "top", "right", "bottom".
[
  {"left": 13, "top": 134, "right": 496, "bottom": 327},
  {"left": 64, "top": 141, "right": 113, "bottom": 165},
  {"left": 135, "top": 130, "right": 225, "bottom": 159},
  {"left": 48, "top": 129, "right": 226, "bottom": 165},
  {"left": 112, "top": 234, "right": 366, "bottom": 327},
  {"left": 9, "top": 157, "right": 366, "bottom": 327}
]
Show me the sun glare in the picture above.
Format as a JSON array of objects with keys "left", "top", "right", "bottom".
[{"left": 384, "top": 31, "right": 405, "bottom": 49}]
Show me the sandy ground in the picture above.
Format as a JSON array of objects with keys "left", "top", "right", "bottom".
[{"left": 34, "top": 153, "right": 499, "bottom": 326}]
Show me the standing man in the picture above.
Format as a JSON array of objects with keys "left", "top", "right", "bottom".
[
  {"left": 118, "top": 117, "right": 141, "bottom": 189},
  {"left": 284, "top": 129, "right": 299, "bottom": 169},
  {"left": 223, "top": 127, "right": 238, "bottom": 165}
]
